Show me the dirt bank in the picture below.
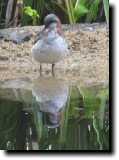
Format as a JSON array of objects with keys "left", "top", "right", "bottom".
[{"left": 0, "top": 24, "right": 109, "bottom": 85}]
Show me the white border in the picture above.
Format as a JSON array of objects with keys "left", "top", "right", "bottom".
[{"left": 0, "top": 0, "right": 117, "bottom": 159}]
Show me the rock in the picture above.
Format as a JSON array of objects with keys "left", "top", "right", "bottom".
[{"left": 0, "top": 27, "right": 30, "bottom": 44}]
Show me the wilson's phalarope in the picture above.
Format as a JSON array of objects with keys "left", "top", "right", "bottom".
[{"left": 31, "top": 14, "right": 68, "bottom": 76}]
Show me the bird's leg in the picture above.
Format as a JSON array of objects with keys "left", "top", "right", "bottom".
[
  {"left": 52, "top": 63, "right": 55, "bottom": 76},
  {"left": 40, "top": 63, "right": 42, "bottom": 76}
]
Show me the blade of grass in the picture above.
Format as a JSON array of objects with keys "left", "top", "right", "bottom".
[
  {"left": 45, "top": 3, "right": 55, "bottom": 14},
  {"left": 52, "top": 0, "right": 68, "bottom": 16},
  {"left": 65, "top": 0, "right": 74, "bottom": 24},
  {"left": 68, "top": 0, "right": 75, "bottom": 23},
  {"left": 103, "top": 0, "right": 109, "bottom": 23},
  {"left": 85, "top": 0, "right": 101, "bottom": 23},
  {"left": 75, "top": 0, "right": 87, "bottom": 8}
]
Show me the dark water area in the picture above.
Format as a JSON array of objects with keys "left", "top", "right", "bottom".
[{"left": 0, "top": 77, "right": 109, "bottom": 151}]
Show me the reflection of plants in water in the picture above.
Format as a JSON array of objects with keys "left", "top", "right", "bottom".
[
  {"left": 79, "top": 86, "right": 100, "bottom": 117},
  {"left": 0, "top": 98, "right": 22, "bottom": 150},
  {"left": 97, "top": 86, "right": 109, "bottom": 129},
  {"left": 0, "top": 85, "right": 109, "bottom": 150},
  {"left": 95, "top": 86, "right": 109, "bottom": 150},
  {"left": 68, "top": 86, "right": 81, "bottom": 118},
  {"left": 32, "top": 106, "right": 43, "bottom": 142},
  {"left": 59, "top": 86, "right": 72, "bottom": 149},
  {"left": 36, "top": 85, "right": 109, "bottom": 150},
  {"left": 78, "top": 85, "right": 109, "bottom": 150}
]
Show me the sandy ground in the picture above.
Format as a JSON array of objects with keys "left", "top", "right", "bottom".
[{"left": 0, "top": 24, "right": 109, "bottom": 85}]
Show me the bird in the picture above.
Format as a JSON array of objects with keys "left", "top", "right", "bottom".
[{"left": 31, "top": 14, "right": 68, "bottom": 76}]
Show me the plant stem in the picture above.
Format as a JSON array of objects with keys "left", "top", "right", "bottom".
[
  {"left": 69, "top": 0, "right": 75, "bottom": 23},
  {"left": 0, "top": 0, "right": 3, "bottom": 19},
  {"left": 65, "top": 0, "right": 75, "bottom": 24}
]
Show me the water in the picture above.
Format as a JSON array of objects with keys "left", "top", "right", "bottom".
[{"left": 0, "top": 77, "right": 109, "bottom": 150}]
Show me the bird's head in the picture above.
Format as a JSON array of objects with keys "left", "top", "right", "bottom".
[{"left": 44, "top": 14, "right": 62, "bottom": 35}]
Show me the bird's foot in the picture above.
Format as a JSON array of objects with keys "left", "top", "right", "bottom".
[
  {"left": 52, "top": 63, "right": 55, "bottom": 77},
  {"left": 39, "top": 63, "right": 42, "bottom": 76}
]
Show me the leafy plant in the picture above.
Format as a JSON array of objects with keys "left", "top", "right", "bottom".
[
  {"left": 58, "top": 0, "right": 109, "bottom": 23},
  {"left": 24, "top": 6, "right": 39, "bottom": 25},
  {"left": 0, "top": 0, "right": 109, "bottom": 28},
  {"left": 74, "top": 2, "right": 89, "bottom": 22},
  {"left": 85, "top": 0, "right": 101, "bottom": 23}
]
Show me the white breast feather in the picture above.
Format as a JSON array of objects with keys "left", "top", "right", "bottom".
[{"left": 31, "top": 34, "right": 68, "bottom": 64}]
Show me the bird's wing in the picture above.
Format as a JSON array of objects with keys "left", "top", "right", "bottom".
[
  {"left": 33, "top": 28, "right": 49, "bottom": 44},
  {"left": 33, "top": 31, "right": 43, "bottom": 44}
]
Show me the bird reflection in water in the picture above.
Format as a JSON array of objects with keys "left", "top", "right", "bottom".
[{"left": 31, "top": 77, "right": 69, "bottom": 128}]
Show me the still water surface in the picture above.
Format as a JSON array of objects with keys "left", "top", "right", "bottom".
[{"left": 0, "top": 77, "right": 109, "bottom": 150}]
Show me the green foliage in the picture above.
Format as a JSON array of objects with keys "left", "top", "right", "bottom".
[
  {"left": 21, "top": 0, "right": 33, "bottom": 26},
  {"left": 34, "top": 0, "right": 44, "bottom": 24},
  {"left": 74, "top": 4, "right": 89, "bottom": 21},
  {"left": 21, "top": 0, "right": 44, "bottom": 26},
  {"left": 63, "top": 0, "right": 109, "bottom": 23},
  {"left": 0, "top": 0, "right": 109, "bottom": 28},
  {"left": 23, "top": 0, "right": 109, "bottom": 24},
  {"left": 24, "top": 6, "right": 39, "bottom": 25},
  {"left": 85, "top": 0, "right": 101, "bottom": 23}
]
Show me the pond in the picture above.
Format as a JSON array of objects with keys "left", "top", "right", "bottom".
[{"left": 0, "top": 77, "right": 109, "bottom": 151}]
